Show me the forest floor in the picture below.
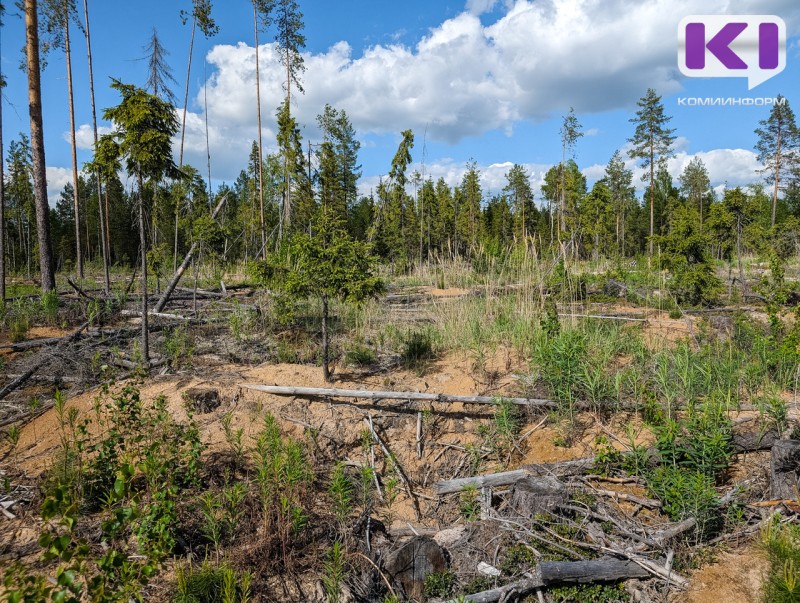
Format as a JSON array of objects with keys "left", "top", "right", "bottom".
[{"left": 0, "top": 273, "right": 796, "bottom": 602}]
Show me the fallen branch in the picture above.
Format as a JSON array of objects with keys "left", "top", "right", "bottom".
[
  {"left": 241, "top": 384, "right": 556, "bottom": 408},
  {"left": 363, "top": 415, "right": 422, "bottom": 521},
  {"left": 0, "top": 321, "right": 90, "bottom": 401},
  {"left": 448, "top": 557, "right": 654, "bottom": 603}
]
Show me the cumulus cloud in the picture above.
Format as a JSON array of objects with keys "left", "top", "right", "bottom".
[
  {"left": 65, "top": 124, "right": 113, "bottom": 150},
  {"left": 173, "top": 0, "right": 797, "bottom": 183},
  {"left": 46, "top": 167, "right": 72, "bottom": 205},
  {"left": 582, "top": 147, "right": 763, "bottom": 193}
]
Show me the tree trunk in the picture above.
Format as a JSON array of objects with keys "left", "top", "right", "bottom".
[
  {"left": 175, "top": 12, "right": 197, "bottom": 272},
  {"left": 772, "top": 127, "right": 781, "bottom": 228},
  {"left": 322, "top": 293, "right": 331, "bottom": 382},
  {"left": 65, "top": 2, "right": 83, "bottom": 279},
  {"left": 253, "top": 4, "right": 266, "bottom": 256},
  {"left": 25, "top": 0, "right": 56, "bottom": 292},
  {"left": 137, "top": 172, "right": 149, "bottom": 371},
  {"left": 648, "top": 136, "right": 654, "bottom": 257},
  {"left": 82, "top": 0, "right": 110, "bottom": 294},
  {"left": 0, "top": 40, "right": 5, "bottom": 303}
]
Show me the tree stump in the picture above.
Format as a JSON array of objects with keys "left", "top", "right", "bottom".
[
  {"left": 183, "top": 388, "right": 221, "bottom": 414},
  {"left": 383, "top": 536, "right": 448, "bottom": 599},
  {"left": 771, "top": 440, "right": 800, "bottom": 499},
  {"left": 507, "top": 476, "right": 568, "bottom": 518}
]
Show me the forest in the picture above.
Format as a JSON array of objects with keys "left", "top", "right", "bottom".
[{"left": 3, "top": 1, "right": 800, "bottom": 603}]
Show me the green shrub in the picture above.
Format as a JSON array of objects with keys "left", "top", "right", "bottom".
[
  {"left": 40, "top": 290, "right": 59, "bottom": 325},
  {"left": 424, "top": 571, "right": 455, "bottom": 598},
  {"left": 762, "top": 515, "right": 800, "bottom": 603},
  {"left": 401, "top": 329, "right": 437, "bottom": 369},
  {"left": 174, "top": 558, "right": 252, "bottom": 603},
  {"left": 646, "top": 466, "right": 720, "bottom": 542},
  {"left": 344, "top": 343, "right": 376, "bottom": 367}
]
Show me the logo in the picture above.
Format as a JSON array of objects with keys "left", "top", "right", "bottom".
[{"left": 678, "top": 15, "right": 785, "bottom": 90}]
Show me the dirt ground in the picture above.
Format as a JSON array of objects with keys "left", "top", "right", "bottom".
[{"left": 0, "top": 314, "right": 777, "bottom": 601}]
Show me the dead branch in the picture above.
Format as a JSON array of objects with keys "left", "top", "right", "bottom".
[
  {"left": 363, "top": 415, "right": 422, "bottom": 521},
  {"left": 241, "top": 384, "right": 556, "bottom": 408}
]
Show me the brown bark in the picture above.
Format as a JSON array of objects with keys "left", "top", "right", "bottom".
[
  {"left": 137, "top": 173, "right": 149, "bottom": 371},
  {"left": 253, "top": 3, "right": 266, "bottom": 256},
  {"left": 25, "top": 0, "right": 56, "bottom": 292},
  {"left": 65, "top": 2, "right": 83, "bottom": 278},
  {"left": 82, "top": 0, "right": 110, "bottom": 293}
]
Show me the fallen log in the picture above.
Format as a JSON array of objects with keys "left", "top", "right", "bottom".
[
  {"left": 0, "top": 321, "right": 90, "bottom": 401},
  {"left": 120, "top": 309, "right": 196, "bottom": 322},
  {"left": 154, "top": 195, "right": 228, "bottom": 313},
  {"left": 448, "top": 557, "right": 654, "bottom": 603},
  {"left": 435, "top": 470, "right": 532, "bottom": 495},
  {"left": 241, "top": 384, "right": 557, "bottom": 408}
]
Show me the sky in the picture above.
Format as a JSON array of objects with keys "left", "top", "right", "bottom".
[{"left": 2, "top": 0, "right": 800, "bottom": 205}]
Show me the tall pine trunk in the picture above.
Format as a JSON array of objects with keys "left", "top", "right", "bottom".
[
  {"left": 175, "top": 13, "right": 197, "bottom": 271},
  {"left": 0, "top": 30, "right": 5, "bottom": 303},
  {"left": 253, "top": 4, "right": 266, "bottom": 256},
  {"left": 322, "top": 293, "right": 330, "bottom": 382},
  {"left": 137, "top": 172, "right": 150, "bottom": 371},
  {"left": 772, "top": 128, "right": 781, "bottom": 228},
  {"left": 25, "top": 0, "right": 56, "bottom": 292},
  {"left": 83, "top": 0, "right": 110, "bottom": 293},
  {"left": 64, "top": 1, "right": 83, "bottom": 278}
]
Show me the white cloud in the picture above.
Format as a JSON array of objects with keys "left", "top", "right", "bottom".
[
  {"left": 582, "top": 147, "right": 763, "bottom": 193},
  {"left": 46, "top": 166, "right": 72, "bottom": 206},
  {"left": 65, "top": 124, "right": 113, "bottom": 150}
]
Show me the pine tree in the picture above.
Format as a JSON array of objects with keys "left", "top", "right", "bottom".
[
  {"left": 458, "top": 161, "right": 482, "bottom": 253},
  {"left": 558, "top": 108, "right": 583, "bottom": 240},
  {"left": 41, "top": 0, "right": 84, "bottom": 278},
  {"left": 604, "top": 150, "right": 634, "bottom": 255},
  {"left": 0, "top": 1, "right": 5, "bottom": 301},
  {"left": 176, "top": 0, "right": 218, "bottom": 269},
  {"left": 679, "top": 157, "right": 711, "bottom": 230},
  {"left": 275, "top": 0, "right": 305, "bottom": 235},
  {"left": 755, "top": 95, "right": 799, "bottom": 227},
  {"left": 24, "top": 0, "right": 56, "bottom": 291},
  {"left": 81, "top": 0, "right": 110, "bottom": 292},
  {"left": 628, "top": 88, "right": 676, "bottom": 256},
  {"left": 503, "top": 164, "right": 536, "bottom": 241}
]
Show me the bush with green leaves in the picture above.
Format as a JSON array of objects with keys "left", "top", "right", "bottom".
[
  {"left": 762, "top": 515, "right": 800, "bottom": 603},
  {"left": 654, "top": 204, "right": 722, "bottom": 306},
  {"left": 401, "top": 328, "right": 437, "bottom": 370},
  {"left": 251, "top": 413, "right": 314, "bottom": 563},
  {"left": 646, "top": 466, "right": 720, "bottom": 543},
  {"left": 174, "top": 558, "right": 252, "bottom": 603}
]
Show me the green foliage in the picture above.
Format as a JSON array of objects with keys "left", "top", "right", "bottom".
[
  {"left": 164, "top": 325, "right": 194, "bottom": 369},
  {"left": 550, "top": 582, "right": 630, "bottom": 603},
  {"left": 656, "top": 204, "right": 722, "bottom": 306},
  {"left": 762, "top": 515, "right": 800, "bottom": 603},
  {"left": 646, "top": 466, "right": 720, "bottom": 542},
  {"left": 251, "top": 413, "right": 314, "bottom": 562},
  {"left": 401, "top": 328, "right": 437, "bottom": 370},
  {"left": 423, "top": 571, "right": 455, "bottom": 598},
  {"left": 40, "top": 290, "right": 59, "bottom": 326},
  {"left": 321, "top": 541, "right": 347, "bottom": 603},
  {"left": 343, "top": 342, "right": 376, "bottom": 367},
  {"left": 328, "top": 462, "right": 353, "bottom": 531},
  {"left": 459, "top": 484, "right": 480, "bottom": 521},
  {"left": 173, "top": 559, "right": 252, "bottom": 603}
]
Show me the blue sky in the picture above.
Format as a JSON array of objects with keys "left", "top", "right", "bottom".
[{"left": 2, "top": 0, "right": 800, "bottom": 204}]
